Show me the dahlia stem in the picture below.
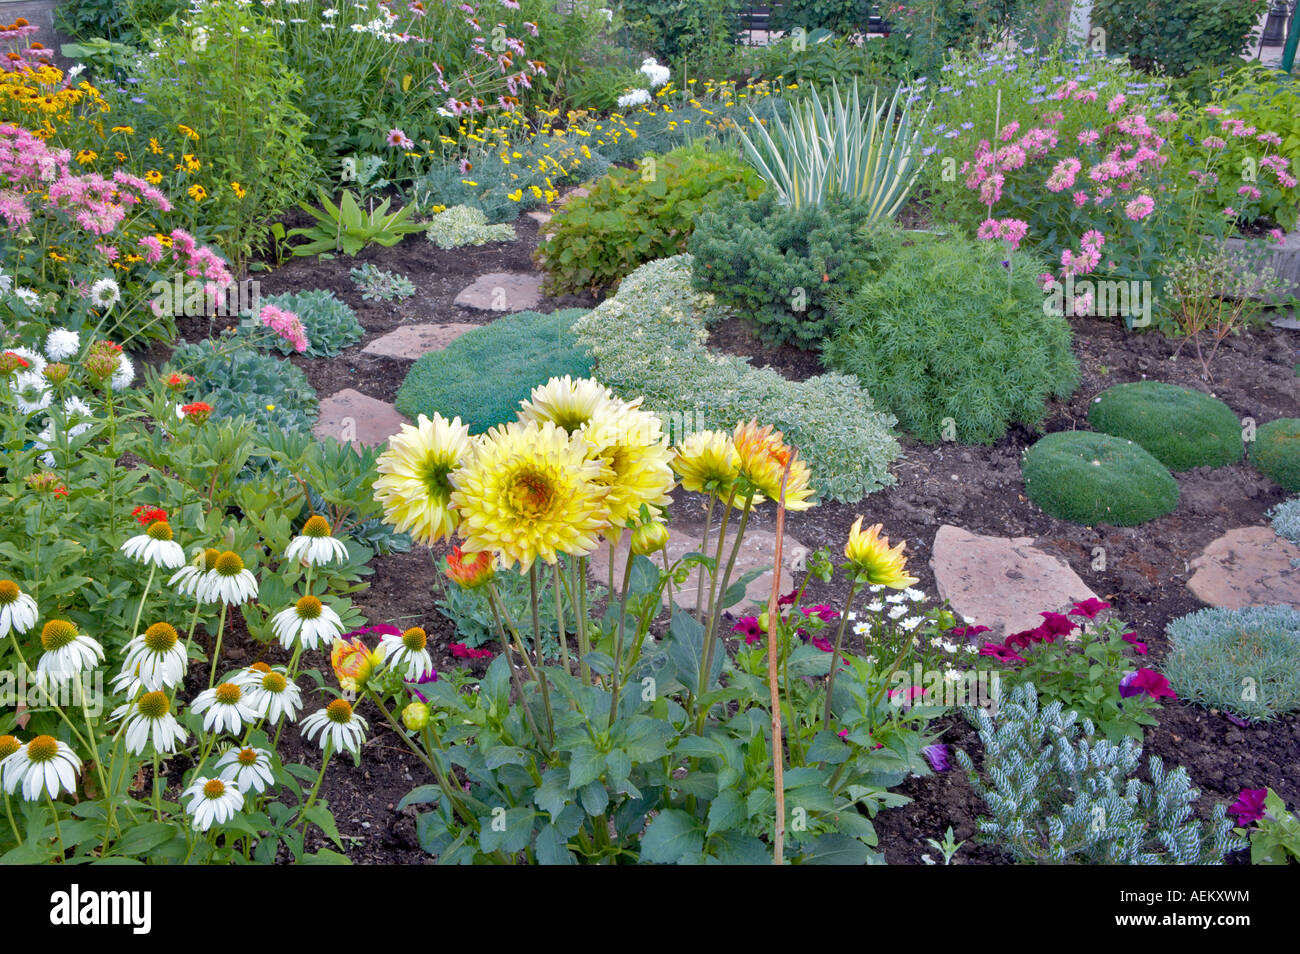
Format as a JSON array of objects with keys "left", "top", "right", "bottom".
[
  {"left": 766, "top": 461, "right": 793, "bottom": 867},
  {"left": 571, "top": 556, "right": 591, "bottom": 686},
  {"left": 823, "top": 580, "right": 861, "bottom": 731},
  {"left": 661, "top": 548, "right": 673, "bottom": 615},
  {"left": 208, "top": 602, "right": 229, "bottom": 688},
  {"left": 696, "top": 488, "right": 736, "bottom": 701},
  {"left": 607, "top": 549, "right": 636, "bottom": 730},
  {"left": 129, "top": 564, "right": 156, "bottom": 645},
  {"left": 694, "top": 494, "right": 716, "bottom": 621},
  {"left": 527, "top": 565, "right": 555, "bottom": 744},
  {"left": 552, "top": 561, "right": 571, "bottom": 677},
  {"left": 700, "top": 492, "right": 751, "bottom": 701},
  {"left": 488, "top": 597, "right": 548, "bottom": 754},
  {"left": 298, "top": 742, "right": 332, "bottom": 837}
]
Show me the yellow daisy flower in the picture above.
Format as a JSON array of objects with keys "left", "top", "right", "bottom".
[
  {"left": 373, "top": 413, "right": 472, "bottom": 546},
  {"left": 844, "top": 518, "right": 918, "bottom": 589}
]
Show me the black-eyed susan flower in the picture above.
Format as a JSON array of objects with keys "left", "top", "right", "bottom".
[
  {"left": 36, "top": 619, "right": 103, "bottom": 684},
  {"left": 0, "top": 579, "right": 37, "bottom": 637},
  {"left": 182, "top": 776, "right": 243, "bottom": 831},
  {"left": 118, "top": 622, "right": 187, "bottom": 691},
  {"left": 844, "top": 518, "right": 918, "bottom": 590},
  {"left": 190, "top": 682, "right": 258, "bottom": 735},
  {"left": 378, "top": 626, "right": 434, "bottom": 681},
  {"left": 271, "top": 594, "right": 343, "bottom": 651},
  {"left": 111, "top": 691, "right": 186, "bottom": 755},
  {"left": 300, "top": 699, "right": 368, "bottom": 755},
  {"left": 373, "top": 412, "right": 471, "bottom": 546},
  {"left": 448, "top": 420, "right": 611, "bottom": 571},
  {"left": 1, "top": 735, "right": 80, "bottom": 801},
  {"left": 285, "top": 514, "right": 349, "bottom": 567},
  {"left": 215, "top": 746, "right": 273, "bottom": 794},
  {"left": 121, "top": 517, "right": 186, "bottom": 569}
]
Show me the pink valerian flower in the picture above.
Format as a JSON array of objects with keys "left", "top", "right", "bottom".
[
  {"left": 1119, "top": 668, "right": 1177, "bottom": 701},
  {"left": 1106, "top": 94, "right": 1127, "bottom": 114},
  {"left": 1124, "top": 195, "right": 1155, "bottom": 221},
  {"left": 260, "top": 303, "right": 308, "bottom": 353},
  {"left": 387, "top": 128, "right": 414, "bottom": 149}
]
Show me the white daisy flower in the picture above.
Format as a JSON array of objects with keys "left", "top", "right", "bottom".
[
  {"left": 885, "top": 593, "right": 907, "bottom": 604},
  {"left": 852, "top": 621, "right": 871, "bottom": 637},
  {"left": 865, "top": 600, "right": 885, "bottom": 613},
  {"left": 904, "top": 588, "right": 926, "bottom": 602},
  {"left": 1, "top": 735, "right": 81, "bottom": 801},
  {"left": 182, "top": 776, "right": 244, "bottom": 831},
  {"left": 190, "top": 682, "right": 259, "bottom": 735},
  {"left": 964, "top": 643, "right": 979, "bottom": 655},
  {"left": 284, "top": 514, "right": 349, "bottom": 567},
  {"left": 271, "top": 594, "right": 343, "bottom": 651},
  {"left": 888, "top": 604, "right": 909, "bottom": 620},
  {"left": 90, "top": 278, "right": 120, "bottom": 309},
  {"left": 12, "top": 369, "right": 51, "bottom": 415},
  {"left": 118, "top": 622, "right": 187, "bottom": 691},
  {"left": 899, "top": 616, "right": 923, "bottom": 631},
  {"left": 199, "top": 551, "right": 259, "bottom": 605},
  {"left": 216, "top": 746, "right": 274, "bottom": 794},
  {"left": 0, "top": 580, "right": 38, "bottom": 637},
  {"left": 379, "top": 626, "right": 434, "bottom": 681},
  {"left": 241, "top": 666, "right": 303, "bottom": 724},
  {"left": 110, "top": 354, "right": 135, "bottom": 390},
  {"left": 938, "top": 639, "right": 958, "bottom": 653},
  {"left": 44, "top": 328, "right": 80, "bottom": 362},
  {"left": 300, "top": 698, "right": 368, "bottom": 755},
  {"left": 111, "top": 690, "right": 187, "bottom": 755},
  {"left": 944, "top": 668, "right": 964, "bottom": 682},
  {"left": 36, "top": 620, "right": 104, "bottom": 684},
  {"left": 121, "top": 518, "right": 186, "bottom": 569},
  {"left": 170, "top": 548, "right": 220, "bottom": 601}
]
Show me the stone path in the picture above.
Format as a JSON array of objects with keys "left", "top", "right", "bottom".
[
  {"left": 1187, "top": 526, "right": 1300, "bottom": 611},
  {"left": 362, "top": 322, "right": 479, "bottom": 360},
  {"left": 930, "top": 524, "right": 1100, "bottom": 637},
  {"left": 454, "top": 272, "right": 543, "bottom": 312},
  {"left": 313, "top": 388, "right": 408, "bottom": 450},
  {"left": 587, "top": 527, "right": 806, "bottom": 613}
]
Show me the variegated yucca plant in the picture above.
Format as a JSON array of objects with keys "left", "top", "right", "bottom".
[{"left": 735, "top": 80, "right": 930, "bottom": 215}]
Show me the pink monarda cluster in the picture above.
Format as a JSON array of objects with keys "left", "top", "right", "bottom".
[{"left": 259, "top": 303, "right": 308, "bottom": 353}]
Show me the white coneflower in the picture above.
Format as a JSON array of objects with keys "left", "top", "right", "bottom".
[
  {"left": 182, "top": 776, "right": 244, "bottom": 831},
  {"left": 118, "top": 622, "right": 187, "bottom": 691},
  {"left": 110, "top": 354, "right": 134, "bottom": 390},
  {"left": 0, "top": 734, "right": 20, "bottom": 788},
  {"left": 284, "top": 514, "right": 349, "bottom": 567},
  {"left": 111, "top": 690, "right": 187, "bottom": 755},
  {"left": 300, "top": 698, "right": 368, "bottom": 755},
  {"left": 11, "top": 369, "right": 51, "bottom": 415},
  {"left": 215, "top": 746, "right": 273, "bottom": 794},
  {"left": 190, "top": 682, "right": 258, "bottom": 735},
  {"left": 90, "top": 278, "right": 120, "bottom": 309},
  {"left": 44, "top": 327, "right": 80, "bottom": 362},
  {"left": 170, "top": 547, "right": 220, "bottom": 601},
  {"left": 242, "top": 666, "right": 303, "bottom": 724},
  {"left": 121, "top": 518, "right": 186, "bottom": 570},
  {"left": 271, "top": 594, "right": 342, "bottom": 651},
  {"left": 0, "top": 580, "right": 38, "bottom": 637},
  {"left": 8, "top": 346, "right": 44, "bottom": 375},
  {"left": 36, "top": 620, "right": 104, "bottom": 684},
  {"left": 1, "top": 735, "right": 81, "bottom": 801},
  {"left": 199, "top": 551, "right": 258, "bottom": 605},
  {"left": 379, "top": 626, "right": 434, "bottom": 681}
]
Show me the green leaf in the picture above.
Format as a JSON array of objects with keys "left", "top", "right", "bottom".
[
  {"left": 534, "top": 823, "right": 576, "bottom": 865},
  {"left": 799, "top": 832, "right": 878, "bottom": 865},
  {"left": 111, "top": 822, "right": 181, "bottom": 856},
  {"left": 567, "top": 744, "right": 605, "bottom": 790},
  {"left": 640, "top": 809, "right": 704, "bottom": 864},
  {"left": 478, "top": 806, "right": 536, "bottom": 854},
  {"left": 706, "top": 789, "right": 746, "bottom": 837}
]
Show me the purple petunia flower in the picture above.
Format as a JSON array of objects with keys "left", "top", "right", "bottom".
[
  {"left": 1118, "top": 668, "right": 1177, "bottom": 701},
  {"left": 922, "top": 743, "right": 950, "bottom": 772},
  {"left": 1228, "top": 788, "right": 1268, "bottom": 826}
]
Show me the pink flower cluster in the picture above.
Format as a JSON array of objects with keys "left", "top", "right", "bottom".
[
  {"left": 977, "top": 217, "right": 1029, "bottom": 250},
  {"left": 259, "top": 303, "right": 308, "bottom": 353}
]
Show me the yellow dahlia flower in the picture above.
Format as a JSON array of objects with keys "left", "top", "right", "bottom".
[
  {"left": 732, "top": 420, "right": 815, "bottom": 511},
  {"left": 582, "top": 403, "right": 675, "bottom": 537},
  {"left": 671, "top": 429, "right": 747, "bottom": 504},
  {"left": 449, "top": 420, "right": 611, "bottom": 571},
  {"left": 844, "top": 518, "right": 918, "bottom": 589},
  {"left": 518, "top": 375, "right": 620, "bottom": 435},
  {"left": 373, "top": 413, "right": 471, "bottom": 546}
]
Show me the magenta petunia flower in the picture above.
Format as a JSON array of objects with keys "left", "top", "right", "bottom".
[
  {"left": 1121, "top": 632, "right": 1148, "bottom": 655},
  {"left": 1039, "top": 612, "right": 1076, "bottom": 639},
  {"left": 1070, "top": 598, "right": 1112, "bottom": 620},
  {"left": 1228, "top": 788, "right": 1268, "bottom": 826},
  {"left": 979, "top": 642, "right": 1026, "bottom": 664},
  {"left": 1118, "top": 668, "right": 1177, "bottom": 701}
]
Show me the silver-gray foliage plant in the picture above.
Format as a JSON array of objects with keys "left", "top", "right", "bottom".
[
  {"left": 1270, "top": 497, "right": 1300, "bottom": 567},
  {"left": 571, "top": 255, "right": 901, "bottom": 502},
  {"left": 955, "top": 683, "right": 1243, "bottom": 864}
]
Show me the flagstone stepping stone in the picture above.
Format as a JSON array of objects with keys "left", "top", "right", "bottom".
[
  {"left": 313, "top": 389, "right": 408, "bottom": 450},
  {"left": 587, "top": 528, "right": 807, "bottom": 614},
  {"left": 526, "top": 210, "right": 552, "bottom": 226},
  {"left": 362, "top": 323, "right": 478, "bottom": 360},
  {"left": 454, "top": 272, "right": 543, "bottom": 312},
  {"left": 930, "top": 524, "right": 1100, "bottom": 637},
  {"left": 1187, "top": 526, "right": 1300, "bottom": 611}
]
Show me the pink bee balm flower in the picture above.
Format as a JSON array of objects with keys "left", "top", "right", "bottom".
[
  {"left": 1201, "top": 136, "right": 1227, "bottom": 150},
  {"left": 1106, "top": 94, "right": 1126, "bottom": 113},
  {"left": 1080, "top": 229, "right": 1105, "bottom": 251},
  {"left": 1124, "top": 195, "right": 1155, "bottom": 221},
  {"left": 1072, "top": 191, "right": 1089, "bottom": 208},
  {"left": 1222, "top": 207, "right": 1237, "bottom": 218}
]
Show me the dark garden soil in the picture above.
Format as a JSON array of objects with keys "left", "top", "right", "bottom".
[{"left": 153, "top": 208, "right": 1300, "bottom": 864}]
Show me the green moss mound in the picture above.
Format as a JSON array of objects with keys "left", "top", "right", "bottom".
[
  {"left": 1249, "top": 418, "right": 1300, "bottom": 491},
  {"left": 1087, "top": 381, "right": 1243, "bottom": 471},
  {"left": 1164, "top": 605, "right": 1300, "bottom": 721},
  {"left": 395, "top": 309, "right": 592, "bottom": 434},
  {"left": 1021, "top": 431, "right": 1179, "bottom": 526}
]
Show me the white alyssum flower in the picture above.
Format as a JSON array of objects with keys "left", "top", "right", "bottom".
[
  {"left": 182, "top": 776, "right": 244, "bottom": 831},
  {"left": 190, "top": 682, "right": 259, "bottom": 735},
  {"left": 271, "top": 594, "right": 343, "bottom": 651},
  {"left": 216, "top": 746, "right": 274, "bottom": 794},
  {"left": 284, "top": 514, "right": 349, "bottom": 567},
  {"left": 121, "top": 519, "right": 186, "bottom": 569},
  {"left": 0, "top": 580, "right": 38, "bottom": 637},
  {"left": 1, "top": 735, "right": 81, "bottom": 801},
  {"left": 111, "top": 691, "right": 188, "bottom": 755},
  {"left": 44, "top": 327, "right": 80, "bottom": 362},
  {"left": 300, "top": 698, "right": 368, "bottom": 755},
  {"left": 36, "top": 620, "right": 104, "bottom": 684}
]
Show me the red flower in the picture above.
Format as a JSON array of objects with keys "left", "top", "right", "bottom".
[
  {"left": 1118, "top": 668, "right": 1176, "bottom": 701},
  {"left": 181, "top": 401, "right": 214, "bottom": 424},
  {"left": 1228, "top": 788, "right": 1268, "bottom": 826},
  {"left": 1038, "top": 611, "right": 1076, "bottom": 638},
  {"left": 1122, "top": 632, "right": 1148, "bottom": 655},
  {"left": 949, "top": 624, "right": 990, "bottom": 639},
  {"left": 979, "top": 641, "right": 1026, "bottom": 664},
  {"left": 1069, "top": 598, "right": 1111, "bottom": 620},
  {"left": 449, "top": 642, "right": 494, "bottom": 660},
  {"left": 131, "top": 505, "right": 168, "bottom": 525}
]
